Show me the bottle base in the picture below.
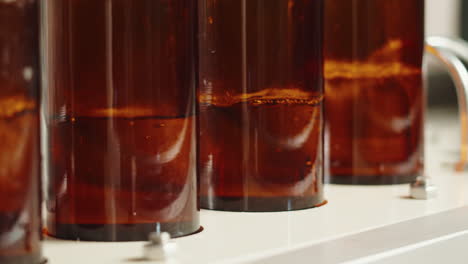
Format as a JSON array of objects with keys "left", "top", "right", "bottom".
[
  {"left": 0, "top": 253, "right": 43, "bottom": 264},
  {"left": 201, "top": 195, "right": 326, "bottom": 212},
  {"left": 328, "top": 174, "right": 418, "bottom": 185},
  {"left": 46, "top": 221, "right": 201, "bottom": 241}
]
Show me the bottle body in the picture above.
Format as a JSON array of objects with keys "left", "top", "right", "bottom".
[
  {"left": 0, "top": 0, "right": 42, "bottom": 263},
  {"left": 44, "top": 0, "right": 199, "bottom": 241},
  {"left": 199, "top": 0, "right": 325, "bottom": 211},
  {"left": 325, "top": 0, "right": 425, "bottom": 184}
]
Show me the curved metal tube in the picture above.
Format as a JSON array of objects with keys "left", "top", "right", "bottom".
[
  {"left": 425, "top": 38, "right": 468, "bottom": 171},
  {"left": 427, "top": 36, "right": 468, "bottom": 63}
]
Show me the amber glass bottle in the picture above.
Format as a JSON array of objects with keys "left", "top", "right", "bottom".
[
  {"left": 198, "top": 0, "right": 325, "bottom": 211},
  {"left": 0, "top": 0, "right": 42, "bottom": 263},
  {"left": 325, "top": 0, "right": 424, "bottom": 184},
  {"left": 44, "top": 0, "right": 199, "bottom": 241}
]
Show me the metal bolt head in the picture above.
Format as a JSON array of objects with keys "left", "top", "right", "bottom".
[
  {"left": 410, "top": 176, "right": 438, "bottom": 200},
  {"left": 143, "top": 232, "right": 177, "bottom": 261},
  {"left": 149, "top": 232, "right": 170, "bottom": 246}
]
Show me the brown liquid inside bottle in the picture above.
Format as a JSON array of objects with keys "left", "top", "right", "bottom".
[
  {"left": 198, "top": 0, "right": 325, "bottom": 211},
  {"left": 0, "top": 1, "right": 42, "bottom": 263},
  {"left": 44, "top": 0, "right": 199, "bottom": 241},
  {"left": 324, "top": 0, "right": 424, "bottom": 184}
]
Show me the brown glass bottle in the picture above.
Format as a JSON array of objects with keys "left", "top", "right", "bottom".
[
  {"left": 0, "top": 1, "right": 42, "bottom": 263},
  {"left": 44, "top": 0, "right": 199, "bottom": 241},
  {"left": 324, "top": 0, "right": 425, "bottom": 185},
  {"left": 198, "top": 0, "right": 325, "bottom": 211}
]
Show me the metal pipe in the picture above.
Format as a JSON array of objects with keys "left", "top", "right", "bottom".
[{"left": 425, "top": 38, "right": 468, "bottom": 171}]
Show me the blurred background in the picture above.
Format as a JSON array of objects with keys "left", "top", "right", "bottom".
[{"left": 426, "top": 0, "right": 466, "bottom": 107}]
